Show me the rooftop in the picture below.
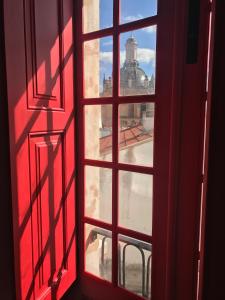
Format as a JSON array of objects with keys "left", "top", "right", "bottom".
[{"left": 100, "top": 124, "right": 153, "bottom": 155}]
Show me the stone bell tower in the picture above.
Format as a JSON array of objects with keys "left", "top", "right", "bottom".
[{"left": 125, "top": 33, "right": 138, "bottom": 62}]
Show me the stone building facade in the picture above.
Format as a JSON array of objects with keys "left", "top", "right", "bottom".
[{"left": 101, "top": 35, "right": 155, "bottom": 128}]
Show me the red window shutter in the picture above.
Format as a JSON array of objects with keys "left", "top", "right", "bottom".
[{"left": 4, "top": 0, "right": 76, "bottom": 299}]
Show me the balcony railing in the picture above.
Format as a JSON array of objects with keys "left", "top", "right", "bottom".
[{"left": 87, "top": 227, "right": 152, "bottom": 299}]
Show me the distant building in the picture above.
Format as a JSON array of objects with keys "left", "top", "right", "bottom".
[
  {"left": 99, "top": 35, "right": 155, "bottom": 163},
  {"left": 101, "top": 35, "right": 155, "bottom": 128},
  {"left": 86, "top": 37, "right": 154, "bottom": 289}
]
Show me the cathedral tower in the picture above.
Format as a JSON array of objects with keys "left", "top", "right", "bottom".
[{"left": 125, "top": 34, "right": 138, "bottom": 62}]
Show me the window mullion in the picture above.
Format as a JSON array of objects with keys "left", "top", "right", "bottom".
[{"left": 112, "top": 0, "right": 120, "bottom": 287}]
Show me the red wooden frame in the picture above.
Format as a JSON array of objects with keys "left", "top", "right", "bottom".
[
  {"left": 198, "top": 1, "right": 216, "bottom": 299},
  {"left": 74, "top": 1, "right": 211, "bottom": 300},
  {"left": 1, "top": 0, "right": 211, "bottom": 299},
  {"left": 169, "top": 0, "right": 211, "bottom": 299},
  {"left": 76, "top": 1, "right": 178, "bottom": 299}
]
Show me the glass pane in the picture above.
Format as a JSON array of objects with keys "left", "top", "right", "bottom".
[
  {"left": 85, "top": 166, "right": 112, "bottom": 223},
  {"left": 85, "top": 224, "right": 112, "bottom": 281},
  {"left": 119, "top": 103, "right": 154, "bottom": 167},
  {"left": 120, "top": 27, "right": 156, "bottom": 96},
  {"left": 120, "top": 0, "right": 157, "bottom": 24},
  {"left": 83, "top": 0, "right": 113, "bottom": 33},
  {"left": 119, "top": 171, "right": 153, "bottom": 235},
  {"left": 84, "top": 36, "right": 113, "bottom": 98},
  {"left": 118, "top": 235, "right": 152, "bottom": 299},
  {"left": 85, "top": 105, "right": 112, "bottom": 161}
]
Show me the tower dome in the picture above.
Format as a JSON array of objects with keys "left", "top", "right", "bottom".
[{"left": 101, "top": 35, "right": 155, "bottom": 97}]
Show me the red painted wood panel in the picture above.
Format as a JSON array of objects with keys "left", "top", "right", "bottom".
[
  {"left": 24, "top": 0, "right": 64, "bottom": 109},
  {"left": 4, "top": 0, "right": 76, "bottom": 299}
]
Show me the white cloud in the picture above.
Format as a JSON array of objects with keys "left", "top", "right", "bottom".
[
  {"left": 100, "top": 52, "right": 113, "bottom": 63},
  {"left": 142, "top": 25, "right": 157, "bottom": 34},
  {"left": 122, "top": 14, "right": 144, "bottom": 22},
  {"left": 137, "top": 48, "right": 155, "bottom": 65},
  {"left": 120, "top": 48, "right": 156, "bottom": 66},
  {"left": 100, "top": 48, "right": 156, "bottom": 67}
]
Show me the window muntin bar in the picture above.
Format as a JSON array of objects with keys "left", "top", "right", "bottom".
[
  {"left": 81, "top": 0, "right": 158, "bottom": 297},
  {"left": 120, "top": 0, "right": 158, "bottom": 25},
  {"left": 82, "top": 16, "right": 158, "bottom": 42}
]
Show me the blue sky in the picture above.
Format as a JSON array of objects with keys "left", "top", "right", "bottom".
[
  {"left": 99, "top": 0, "right": 157, "bottom": 28},
  {"left": 94, "top": 0, "right": 157, "bottom": 93}
]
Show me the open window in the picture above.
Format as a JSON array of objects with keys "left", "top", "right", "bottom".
[
  {"left": 80, "top": 0, "right": 158, "bottom": 299},
  {"left": 3, "top": 0, "right": 210, "bottom": 299},
  {"left": 76, "top": 0, "right": 210, "bottom": 299}
]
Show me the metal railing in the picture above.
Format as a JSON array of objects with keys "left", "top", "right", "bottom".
[{"left": 87, "top": 227, "right": 152, "bottom": 299}]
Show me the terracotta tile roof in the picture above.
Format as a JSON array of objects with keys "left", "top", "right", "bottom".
[{"left": 100, "top": 124, "right": 153, "bottom": 155}]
